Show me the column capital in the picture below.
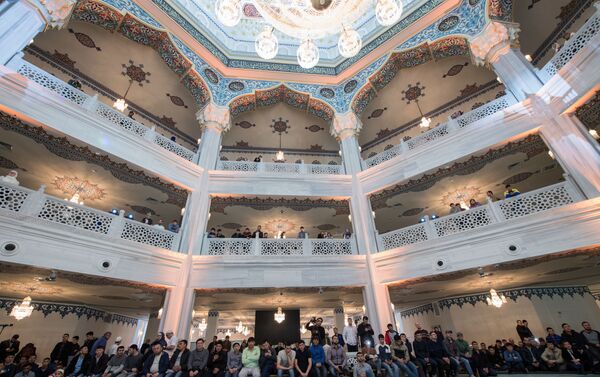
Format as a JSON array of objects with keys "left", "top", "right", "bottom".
[
  {"left": 331, "top": 111, "right": 362, "bottom": 140},
  {"left": 196, "top": 102, "right": 231, "bottom": 133},
  {"left": 39, "top": 0, "right": 77, "bottom": 28},
  {"left": 469, "top": 21, "right": 521, "bottom": 66}
]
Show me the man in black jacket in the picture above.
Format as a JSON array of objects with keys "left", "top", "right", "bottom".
[
  {"left": 357, "top": 317, "right": 375, "bottom": 348},
  {"left": 428, "top": 332, "right": 452, "bottom": 377},
  {"left": 258, "top": 342, "right": 276, "bottom": 377},
  {"left": 305, "top": 318, "right": 326, "bottom": 345},
  {"left": 413, "top": 333, "right": 434, "bottom": 377},
  {"left": 51, "top": 334, "right": 75, "bottom": 367},
  {"left": 167, "top": 341, "right": 190, "bottom": 377},
  {"left": 0, "top": 335, "right": 20, "bottom": 361},
  {"left": 87, "top": 346, "right": 109, "bottom": 377},
  {"left": 209, "top": 343, "right": 226, "bottom": 377},
  {"left": 66, "top": 345, "right": 91, "bottom": 377}
]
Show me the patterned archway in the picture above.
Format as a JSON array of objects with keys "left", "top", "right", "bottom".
[
  {"left": 70, "top": 0, "right": 210, "bottom": 108},
  {"left": 228, "top": 84, "right": 335, "bottom": 123}
]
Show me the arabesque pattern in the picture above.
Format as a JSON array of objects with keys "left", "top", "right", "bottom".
[
  {"left": 120, "top": 221, "right": 176, "bottom": 249},
  {"left": 0, "top": 184, "right": 29, "bottom": 212},
  {"left": 207, "top": 239, "right": 253, "bottom": 255},
  {"left": 37, "top": 198, "right": 113, "bottom": 234},
  {"left": 432, "top": 206, "right": 493, "bottom": 237},
  {"left": 260, "top": 239, "right": 304, "bottom": 256},
  {"left": 380, "top": 223, "right": 428, "bottom": 250},
  {"left": 310, "top": 239, "right": 353, "bottom": 255},
  {"left": 498, "top": 185, "right": 575, "bottom": 220},
  {"left": 17, "top": 63, "right": 88, "bottom": 106}
]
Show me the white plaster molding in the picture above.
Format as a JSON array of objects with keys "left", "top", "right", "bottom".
[
  {"left": 331, "top": 111, "right": 362, "bottom": 140},
  {"left": 196, "top": 102, "right": 231, "bottom": 133},
  {"left": 39, "top": 0, "right": 76, "bottom": 28},
  {"left": 469, "top": 21, "right": 521, "bottom": 66}
]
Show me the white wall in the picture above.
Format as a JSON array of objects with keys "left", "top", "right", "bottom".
[
  {"left": 0, "top": 310, "right": 141, "bottom": 359},
  {"left": 400, "top": 293, "right": 600, "bottom": 344}
]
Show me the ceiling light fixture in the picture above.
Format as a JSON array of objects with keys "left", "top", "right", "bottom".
[
  {"left": 10, "top": 296, "right": 34, "bottom": 320},
  {"left": 198, "top": 318, "right": 208, "bottom": 332},
  {"left": 589, "top": 129, "right": 599, "bottom": 140},
  {"left": 275, "top": 132, "right": 286, "bottom": 162},
  {"left": 214, "top": 0, "right": 403, "bottom": 67},
  {"left": 274, "top": 307, "right": 285, "bottom": 323},
  {"left": 486, "top": 288, "right": 507, "bottom": 308},
  {"left": 236, "top": 320, "right": 244, "bottom": 333},
  {"left": 113, "top": 80, "right": 133, "bottom": 112},
  {"left": 415, "top": 100, "right": 431, "bottom": 128},
  {"left": 300, "top": 326, "right": 307, "bottom": 335}
]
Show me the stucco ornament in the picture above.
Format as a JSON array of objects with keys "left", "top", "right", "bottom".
[
  {"left": 331, "top": 111, "right": 362, "bottom": 140},
  {"left": 469, "top": 21, "right": 521, "bottom": 66},
  {"left": 41, "top": 0, "right": 77, "bottom": 28},
  {"left": 196, "top": 102, "right": 231, "bottom": 132}
]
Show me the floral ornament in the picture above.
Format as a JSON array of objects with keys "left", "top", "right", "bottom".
[{"left": 53, "top": 176, "right": 106, "bottom": 202}]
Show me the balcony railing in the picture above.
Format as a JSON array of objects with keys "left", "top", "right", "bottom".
[
  {"left": 202, "top": 237, "right": 357, "bottom": 256},
  {"left": 363, "top": 94, "right": 518, "bottom": 169},
  {"left": 217, "top": 161, "right": 344, "bottom": 175},
  {"left": 540, "top": 3, "right": 600, "bottom": 81},
  {"left": 378, "top": 179, "right": 584, "bottom": 251},
  {"left": 9, "top": 58, "right": 196, "bottom": 162},
  {"left": 0, "top": 182, "right": 181, "bottom": 251}
]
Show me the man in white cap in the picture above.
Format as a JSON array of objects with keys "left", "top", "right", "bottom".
[
  {"left": 165, "top": 331, "right": 178, "bottom": 357},
  {"left": 109, "top": 337, "right": 123, "bottom": 356}
]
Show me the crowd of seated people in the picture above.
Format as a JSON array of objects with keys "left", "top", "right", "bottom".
[
  {"left": 207, "top": 226, "right": 352, "bottom": 240},
  {"left": 2, "top": 318, "right": 599, "bottom": 377}
]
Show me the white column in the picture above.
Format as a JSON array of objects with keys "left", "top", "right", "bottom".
[
  {"left": 332, "top": 112, "right": 392, "bottom": 336},
  {"left": 196, "top": 102, "right": 231, "bottom": 170},
  {"left": 205, "top": 310, "right": 219, "bottom": 339},
  {"left": 0, "top": 0, "right": 76, "bottom": 65},
  {"left": 334, "top": 307, "right": 345, "bottom": 332},
  {"left": 178, "top": 178, "right": 212, "bottom": 255},
  {"left": 533, "top": 98, "right": 600, "bottom": 198},
  {"left": 469, "top": 21, "right": 543, "bottom": 101},
  {"left": 159, "top": 254, "right": 195, "bottom": 339}
]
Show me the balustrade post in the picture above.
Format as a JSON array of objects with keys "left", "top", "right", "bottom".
[
  {"left": 252, "top": 238, "right": 260, "bottom": 256},
  {"left": 446, "top": 118, "right": 459, "bottom": 133},
  {"left": 303, "top": 238, "right": 310, "bottom": 255},
  {"left": 486, "top": 198, "right": 505, "bottom": 222},
  {"left": 399, "top": 140, "right": 408, "bottom": 153},
  {"left": 422, "top": 216, "right": 438, "bottom": 240},
  {"left": 257, "top": 162, "right": 266, "bottom": 173},
  {"left": 562, "top": 173, "right": 586, "bottom": 201},
  {"left": 144, "top": 125, "right": 157, "bottom": 142},
  {"left": 5, "top": 52, "right": 25, "bottom": 71},
  {"left": 300, "top": 161, "right": 309, "bottom": 175},
  {"left": 20, "top": 185, "right": 46, "bottom": 216},
  {"left": 82, "top": 94, "right": 99, "bottom": 112},
  {"left": 107, "top": 209, "right": 126, "bottom": 238}
]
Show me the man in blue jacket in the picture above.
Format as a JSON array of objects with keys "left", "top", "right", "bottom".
[
  {"left": 308, "top": 338, "right": 326, "bottom": 377},
  {"left": 502, "top": 344, "right": 525, "bottom": 373},
  {"left": 143, "top": 342, "right": 170, "bottom": 377}
]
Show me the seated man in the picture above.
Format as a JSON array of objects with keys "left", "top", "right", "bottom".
[
  {"left": 88, "top": 347, "right": 109, "bottom": 377},
  {"left": 143, "top": 342, "right": 169, "bottom": 377},
  {"left": 118, "top": 345, "right": 143, "bottom": 377},
  {"left": 562, "top": 341, "right": 585, "bottom": 374},
  {"left": 166, "top": 341, "right": 190, "bottom": 377},
  {"left": 103, "top": 346, "right": 126, "bottom": 377},
  {"left": 327, "top": 336, "right": 346, "bottom": 377},
  {"left": 413, "top": 333, "right": 435, "bottom": 377},
  {"left": 390, "top": 335, "right": 418, "bottom": 377},
  {"left": 376, "top": 334, "right": 399, "bottom": 377},
  {"left": 209, "top": 343, "right": 227, "bottom": 377},
  {"left": 353, "top": 353, "right": 374, "bottom": 377},
  {"left": 66, "top": 346, "right": 90, "bottom": 377},
  {"left": 427, "top": 332, "right": 452, "bottom": 377},
  {"left": 258, "top": 342, "right": 276, "bottom": 377},
  {"left": 444, "top": 331, "right": 474, "bottom": 377},
  {"left": 470, "top": 342, "right": 496, "bottom": 377},
  {"left": 276, "top": 344, "right": 295, "bottom": 377},
  {"left": 225, "top": 343, "right": 242, "bottom": 377},
  {"left": 308, "top": 338, "right": 326, "bottom": 377},
  {"left": 502, "top": 344, "right": 525, "bottom": 374},
  {"left": 188, "top": 339, "right": 209, "bottom": 377},
  {"left": 14, "top": 363, "right": 35, "bottom": 377},
  {"left": 520, "top": 338, "right": 544, "bottom": 371},
  {"left": 485, "top": 347, "right": 504, "bottom": 371},
  {"left": 540, "top": 342, "right": 564, "bottom": 372},
  {"left": 239, "top": 338, "right": 260, "bottom": 377},
  {"left": 293, "top": 341, "right": 311, "bottom": 377}
]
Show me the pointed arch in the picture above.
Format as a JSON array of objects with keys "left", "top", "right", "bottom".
[
  {"left": 228, "top": 84, "right": 335, "bottom": 122},
  {"left": 71, "top": 0, "right": 211, "bottom": 108},
  {"left": 350, "top": 36, "right": 471, "bottom": 115}
]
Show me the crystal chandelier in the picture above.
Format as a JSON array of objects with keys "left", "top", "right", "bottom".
[
  {"left": 415, "top": 100, "right": 431, "bottom": 128},
  {"left": 300, "top": 326, "right": 307, "bottom": 334},
  {"left": 198, "top": 318, "right": 208, "bottom": 331},
  {"left": 242, "top": 326, "right": 250, "bottom": 336},
  {"left": 275, "top": 133, "right": 286, "bottom": 162},
  {"left": 236, "top": 320, "right": 244, "bottom": 333},
  {"left": 486, "top": 289, "right": 507, "bottom": 308},
  {"left": 274, "top": 307, "right": 285, "bottom": 323},
  {"left": 113, "top": 80, "right": 133, "bottom": 112},
  {"left": 11, "top": 296, "right": 34, "bottom": 320},
  {"left": 214, "top": 0, "right": 403, "bottom": 67}
]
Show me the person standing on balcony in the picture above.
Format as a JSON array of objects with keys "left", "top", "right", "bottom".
[
  {"left": 216, "top": 229, "right": 225, "bottom": 238},
  {"left": 503, "top": 185, "right": 520, "bottom": 199},
  {"left": 207, "top": 229, "right": 217, "bottom": 238},
  {"left": 231, "top": 229, "right": 243, "bottom": 238},
  {"left": 0, "top": 170, "right": 19, "bottom": 186},
  {"left": 242, "top": 228, "right": 252, "bottom": 238},
  {"left": 252, "top": 226, "right": 264, "bottom": 239},
  {"left": 343, "top": 318, "right": 358, "bottom": 352},
  {"left": 142, "top": 213, "right": 154, "bottom": 226},
  {"left": 168, "top": 221, "right": 180, "bottom": 233},
  {"left": 297, "top": 227, "right": 307, "bottom": 239}
]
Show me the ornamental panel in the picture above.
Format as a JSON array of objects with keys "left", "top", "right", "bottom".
[
  {"left": 206, "top": 239, "right": 253, "bottom": 255},
  {"left": 308, "top": 164, "right": 343, "bottom": 175},
  {"left": 432, "top": 206, "right": 493, "bottom": 237},
  {"left": 120, "top": 221, "right": 176, "bottom": 249},
  {"left": 17, "top": 63, "right": 87, "bottom": 105},
  {"left": 310, "top": 239, "right": 353, "bottom": 255},
  {"left": 406, "top": 123, "right": 450, "bottom": 150},
  {"left": 95, "top": 103, "right": 148, "bottom": 137},
  {"left": 153, "top": 134, "right": 195, "bottom": 161},
  {"left": 455, "top": 95, "right": 512, "bottom": 127},
  {"left": 260, "top": 239, "right": 303, "bottom": 256},
  {"left": 498, "top": 184, "right": 575, "bottom": 220},
  {"left": 37, "top": 198, "right": 113, "bottom": 234},
  {"left": 364, "top": 145, "right": 402, "bottom": 168},
  {"left": 218, "top": 161, "right": 259, "bottom": 172},
  {"left": 0, "top": 184, "right": 29, "bottom": 212},
  {"left": 380, "top": 223, "right": 429, "bottom": 249}
]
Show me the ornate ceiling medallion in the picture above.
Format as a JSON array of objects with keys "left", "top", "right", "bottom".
[
  {"left": 121, "top": 60, "right": 150, "bottom": 85},
  {"left": 270, "top": 118, "right": 290, "bottom": 134},
  {"left": 440, "top": 186, "right": 481, "bottom": 207}
]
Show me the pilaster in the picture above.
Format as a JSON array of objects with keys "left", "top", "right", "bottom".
[
  {"left": 334, "top": 307, "right": 345, "bottom": 332},
  {"left": 196, "top": 102, "right": 231, "bottom": 170},
  {"left": 205, "top": 310, "right": 219, "bottom": 339},
  {"left": 159, "top": 254, "right": 195, "bottom": 339},
  {"left": 469, "top": 21, "right": 543, "bottom": 101}
]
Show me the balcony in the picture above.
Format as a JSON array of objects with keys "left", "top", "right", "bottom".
[
  {"left": 0, "top": 182, "right": 181, "bottom": 251},
  {"left": 217, "top": 160, "right": 344, "bottom": 175},
  {"left": 538, "top": 3, "right": 600, "bottom": 83},
  {"left": 377, "top": 179, "right": 585, "bottom": 251},
  {"left": 6, "top": 57, "right": 196, "bottom": 162},
  {"left": 201, "top": 237, "right": 357, "bottom": 256},
  {"left": 363, "top": 94, "right": 519, "bottom": 169}
]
